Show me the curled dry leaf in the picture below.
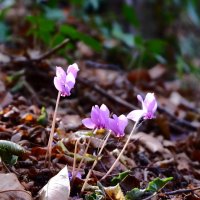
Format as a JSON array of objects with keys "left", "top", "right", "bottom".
[
  {"left": 39, "top": 165, "right": 70, "bottom": 200},
  {"left": 132, "top": 132, "right": 165, "bottom": 153},
  {"left": 104, "top": 184, "right": 125, "bottom": 200},
  {"left": 0, "top": 173, "right": 32, "bottom": 200}
]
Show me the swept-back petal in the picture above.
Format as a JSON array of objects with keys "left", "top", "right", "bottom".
[
  {"left": 100, "top": 104, "right": 110, "bottom": 118},
  {"left": 56, "top": 66, "right": 66, "bottom": 80},
  {"left": 144, "top": 93, "right": 157, "bottom": 113},
  {"left": 82, "top": 118, "right": 95, "bottom": 129},
  {"left": 109, "top": 114, "right": 127, "bottom": 137},
  {"left": 99, "top": 104, "right": 110, "bottom": 128},
  {"left": 118, "top": 114, "right": 128, "bottom": 129},
  {"left": 65, "top": 72, "right": 75, "bottom": 89},
  {"left": 127, "top": 109, "right": 144, "bottom": 122},
  {"left": 54, "top": 77, "right": 63, "bottom": 92},
  {"left": 67, "top": 63, "right": 79, "bottom": 78},
  {"left": 90, "top": 105, "right": 100, "bottom": 125},
  {"left": 137, "top": 95, "right": 145, "bottom": 110}
]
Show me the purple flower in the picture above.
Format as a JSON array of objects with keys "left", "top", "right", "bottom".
[
  {"left": 127, "top": 93, "right": 157, "bottom": 122},
  {"left": 54, "top": 63, "right": 79, "bottom": 97},
  {"left": 68, "top": 171, "right": 81, "bottom": 181},
  {"left": 109, "top": 114, "right": 128, "bottom": 137},
  {"left": 82, "top": 104, "right": 110, "bottom": 130}
]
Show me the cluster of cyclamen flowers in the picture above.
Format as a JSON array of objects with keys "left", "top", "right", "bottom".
[
  {"left": 53, "top": 63, "right": 157, "bottom": 137},
  {"left": 82, "top": 93, "right": 157, "bottom": 136},
  {"left": 52, "top": 63, "right": 158, "bottom": 190}
]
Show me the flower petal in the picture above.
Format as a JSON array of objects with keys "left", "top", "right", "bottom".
[
  {"left": 67, "top": 63, "right": 79, "bottom": 78},
  {"left": 144, "top": 93, "right": 157, "bottom": 113},
  {"left": 109, "top": 114, "right": 127, "bottom": 137},
  {"left": 137, "top": 95, "right": 145, "bottom": 110},
  {"left": 54, "top": 77, "right": 63, "bottom": 92},
  {"left": 82, "top": 118, "right": 95, "bottom": 129},
  {"left": 91, "top": 105, "right": 100, "bottom": 125},
  {"left": 127, "top": 109, "right": 144, "bottom": 122},
  {"left": 100, "top": 104, "right": 110, "bottom": 117},
  {"left": 118, "top": 114, "right": 128, "bottom": 129},
  {"left": 65, "top": 72, "right": 75, "bottom": 90},
  {"left": 99, "top": 104, "right": 110, "bottom": 128},
  {"left": 56, "top": 66, "right": 66, "bottom": 80}
]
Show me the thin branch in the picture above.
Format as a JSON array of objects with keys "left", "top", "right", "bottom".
[
  {"left": 1, "top": 39, "right": 70, "bottom": 67},
  {"left": 164, "top": 187, "right": 200, "bottom": 195},
  {"left": 143, "top": 187, "right": 200, "bottom": 200},
  {"left": 78, "top": 78, "right": 137, "bottom": 110},
  {"left": 33, "top": 38, "right": 70, "bottom": 61}
]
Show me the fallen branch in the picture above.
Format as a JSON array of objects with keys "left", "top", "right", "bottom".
[
  {"left": 33, "top": 38, "right": 70, "bottom": 62},
  {"left": 143, "top": 186, "right": 200, "bottom": 200},
  {"left": 164, "top": 186, "right": 200, "bottom": 196},
  {"left": 78, "top": 78, "right": 137, "bottom": 110},
  {"left": 2, "top": 38, "right": 70, "bottom": 67}
]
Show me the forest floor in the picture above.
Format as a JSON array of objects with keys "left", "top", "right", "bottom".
[{"left": 0, "top": 2, "right": 200, "bottom": 200}]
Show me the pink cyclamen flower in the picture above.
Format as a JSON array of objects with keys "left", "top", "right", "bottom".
[
  {"left": 82, "top": 104, "right": 110, "bottom": 130},
  {"left": 127, "top": 93, "right": 157, "bottom": 122},
  {"left": 109, "top": 114, "right": 128, "bottom": 137},
  {"left": 54, "top": 63, "right": 79, "bottom": 97}
]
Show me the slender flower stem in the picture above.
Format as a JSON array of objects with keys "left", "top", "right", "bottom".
[
  {"left": 81, "top": 130, "right": 112, "bottom": 192},
  {"left": 100, "top": 119, "right": 140, "bottom": 180},
  {"left": 45, "top": 91, "right": 61, "bottom": 167},
  {"left": 72, "top": 129, "right": 97, "bottom": 182},
  {"left": 72, "top": 138, "right": 80, "bottom": 180}
]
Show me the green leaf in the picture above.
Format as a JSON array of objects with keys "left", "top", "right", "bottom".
[
  {"left": 26, "top": 15, "right": 55, "bottom": 44},
  {"left": 37, "top": 107, "right": 48, "bottom": 126},
  {"left": 146, "top": 177, "right": 173, "bottom": 193},
  {"left": 145, "top": 39, "right": 166, "bottom": 55},
  {"left": 133, "top": 35, "right": 144, "bottom": 47},
  {"left": 0, "top": 140, "right": 26, "bottom": 165},
  {"left": 0, "top": 21, "right": 9, "bottom": 42},
  {"left": 111, "top": 170, "right": 130, "bottom": 185},
  {"left": 122, "top": 4, "right": 140, "bottom": 27},
  {"left": 0, "top": 140, "right": 26, "bottom": 156},
  {"left": 85, "top": 193, "right": 104, "bottom": 200},
  {"left": 60, "top": 25, "right": 102, "bottom": 52},
  {"left": 125, "top": 188, "right": 145, "bottom": 200},
  {"left": 112, "top": 22, "right": 134, "bottom": 47},
  {"left": 0, "top": 153, "right": 18, "bottom": 165}
]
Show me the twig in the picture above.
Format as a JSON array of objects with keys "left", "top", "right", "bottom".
[
  {"left": 23, "top": 79, "right": 41, "bottom": 104},
  {"left": 164, "top": 186, "right": 200, "bottom": 195},
  {"left": 79, "top": 78, "right": 198, "bottom": 131},
  {"left": 33, "top": 38, "right": 70, "bottom": 61},
  {"left": 143, "top": 186, "right": 200, "bottom": 200},
  {"left": 85, "top": 60, "right": 121, "bottom": 70},
  {"left": 142, "top": 192, "right": 157, "bottom": 200},
  {"left": 1, "top": 39, "right": 70, "bottom": 67},
  {"left": 78, "top": 78, "right": 137, "bottom": 110}
]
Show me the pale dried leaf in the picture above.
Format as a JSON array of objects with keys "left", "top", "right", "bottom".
[
  {"left": 0, "top": 173, "right": 32, "bottom": 200},
  {"left": 39, "top": 166, "right": 70, "bottom": 200},
  {"left": 104, "top": 184, "right": 125, "bottom": 200},
  {"left": 132, "top": 132, "right": 164, "bottom": 153}
]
